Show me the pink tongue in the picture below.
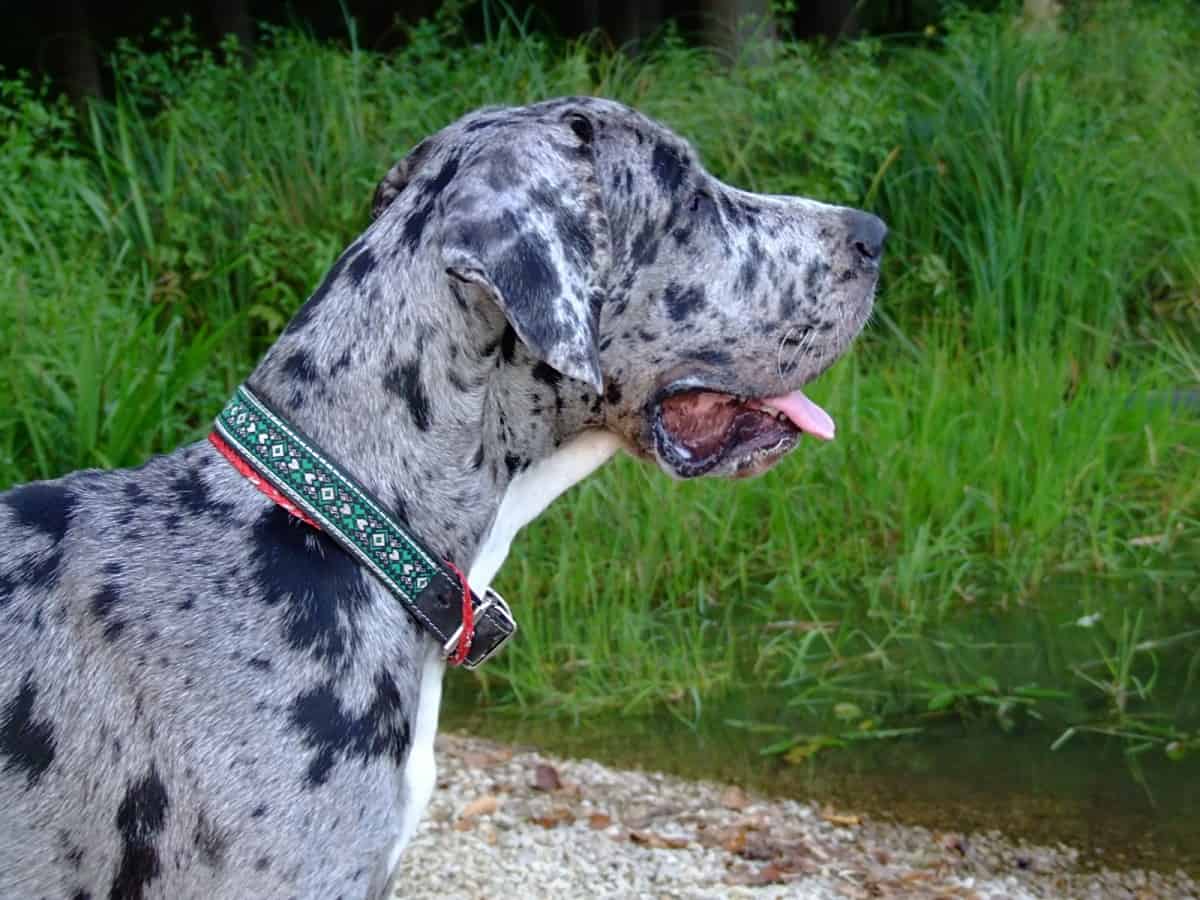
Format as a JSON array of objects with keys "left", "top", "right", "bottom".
[{"left": 763, "top": 391, "right": 836, "bottom": 441}]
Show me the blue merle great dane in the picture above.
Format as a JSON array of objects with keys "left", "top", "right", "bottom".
[{"left": 0, "top": 97, "right": 884, "bottom": 899}]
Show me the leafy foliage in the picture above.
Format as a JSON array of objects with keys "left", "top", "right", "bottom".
[{"left": 1, "top": 1, "right": 1198, "bottom": 751}]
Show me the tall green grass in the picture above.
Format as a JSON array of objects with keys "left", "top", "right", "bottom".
[{"left": 2, "top": 1, "right": 1198, "bottom": 750}]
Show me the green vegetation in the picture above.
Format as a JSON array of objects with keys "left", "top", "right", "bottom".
[{"left": 2, "top": 2, "right": 1198, "bottom": 756}]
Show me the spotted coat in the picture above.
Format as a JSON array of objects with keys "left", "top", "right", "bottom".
[{"left": 0, "top": 97, "right": 882, "bottom": 899}]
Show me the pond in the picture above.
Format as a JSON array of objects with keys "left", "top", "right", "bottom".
[{"left": 444, "top": 694, "right": 1200, "bottom": 877}]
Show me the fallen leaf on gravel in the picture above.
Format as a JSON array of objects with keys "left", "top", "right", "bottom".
[
  {"left": 720, "top": 786, "right": 749, "bottom": 810},
  {"left": 531, "top": 806, "right": 575, "bottom": 828},
  {"left": 533, "top": 763, "right": 563, "bottom": 792},
  {"left": 459, "top": 794, "right": 500, "bottom": 820},
  {"left": 739, "top": 832, "right": 781, "bottom": 861},
  {"left": 724, "top": 863, "right": 800, "bottom": 886},
  {"left": 820, "top": 807, "right": 861, "bottom": 827},
  {"left": 629, "top": 830, "right": 689, "bottom": 850},
  {"left": 588, "top": 813, "right": 612, "bottom": 830},
  {"left": 939, "top": 832, "right": 968, "bottom": 856},
  {"left": 461, "top": 748, "right": 513, "bottom": 768},
  {"left": 722, "top": 830, "right": 748, "bottom": 854}
]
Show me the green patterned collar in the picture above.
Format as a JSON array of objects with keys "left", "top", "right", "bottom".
[{"left": 210, "top": 384, "right": 515, "bottom": 669}]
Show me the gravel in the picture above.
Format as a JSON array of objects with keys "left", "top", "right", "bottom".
[{"left": 392, "top": 733, "right": 1197, "bottom": 899}]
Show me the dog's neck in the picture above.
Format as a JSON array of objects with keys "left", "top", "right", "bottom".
[{"left": 246, "top": 229, "right": 611, "bottom": 572}]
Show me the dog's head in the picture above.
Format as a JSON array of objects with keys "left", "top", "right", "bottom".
[{"left": 371, "top": 96, "right": 884, "bottom": 479}]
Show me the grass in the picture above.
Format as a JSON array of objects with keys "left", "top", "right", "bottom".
[{"left": 1, "top": 1, "right": 1198, "bottom": 756}]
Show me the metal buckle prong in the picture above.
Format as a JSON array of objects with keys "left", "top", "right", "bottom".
[{"left": 442, "top": 587, "right": 516, "bottom": 667}]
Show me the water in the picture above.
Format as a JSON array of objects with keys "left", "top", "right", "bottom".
[
  {"left": 442, "top": 701, "right": 1200, "bottom": 876},
  {"left": 445, "top": 571, "right": 1200, "bottom": 874}
]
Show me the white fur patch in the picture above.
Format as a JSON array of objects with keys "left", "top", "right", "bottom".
[
  {"left": 386, "top": 428, "right": 622, "bottom": 880},
  {"left": 468, "top": 429, "right": 623, "bottom": 592},
  {"left": 387, "top": 645, "right": 444, "bottom": 876}
]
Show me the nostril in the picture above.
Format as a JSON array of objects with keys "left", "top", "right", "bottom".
[
  {"left": 853, "top": 239, "right": 878, "bottom": 261},
  {"left": 844, "top": 210, "right": 888, "bottom": 267}
]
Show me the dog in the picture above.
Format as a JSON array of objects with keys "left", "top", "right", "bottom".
[{"left": 0, "top": 96, "right": 884, "bottom": 899}]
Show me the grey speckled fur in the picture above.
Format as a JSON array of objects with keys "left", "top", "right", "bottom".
[{"left": 0, "top": 97, "right": 882, "bottom": 899}]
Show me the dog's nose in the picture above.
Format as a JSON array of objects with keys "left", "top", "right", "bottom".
[{"left": 844, "top": 210, "right": 888, "bottom": 268}]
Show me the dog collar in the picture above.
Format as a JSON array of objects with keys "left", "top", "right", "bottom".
[{"left": 209, "top": 384, "right": 516, "bottom": 669}]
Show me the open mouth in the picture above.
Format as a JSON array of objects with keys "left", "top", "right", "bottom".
[{"left": 651, "top": 386, "right": 836, "bottom": 478}]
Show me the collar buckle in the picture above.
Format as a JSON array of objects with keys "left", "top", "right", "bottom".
[{"left": 442, "top": 587, "right": 516, "bottom": 670}]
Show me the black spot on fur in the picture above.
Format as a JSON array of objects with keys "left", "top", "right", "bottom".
[
  {"left": 91, "top": 583, "right": 126, "bottom": 642},
  {"left": 60, "top": 832, "right": 86, "bottom": 869},
  {"left": 0, "top": 674, "right": 57, "bottom": 785},
  {"left": 329, "top": 349, "right": 353, "bottom": 377},
  {"left": 428, "top": 155, "right": 461, "bottom": 195},
  {"left": 663, "top": 283, "right": 706, "bottom": 322},
  {"left": 251, "top": 507, "right": 371, "bottom": 664},
  {"left": 558, "top": 206, "right": 594, "bottom": 270},
  {"left": 402, "top": 202, "right": 432, "bottom": 253},
  {"left": 347, "top": 247, "right": 376, "bottom": 288},
  {"left": 804, "top": 260, "right": 830, "bottom": 299},
  {"left": 2, "top": 482, "right": 76, "bottom": 542},
  {"left": 170, "top": 471, "right": 234, "bottom": 521},
  {"left": 531, "top": 362, "right": 562, "bottom": 387},
  {"left": 500, "top": 324, "right": 518, "bottom": 364},
  {"left": 247, "top": 656, "right": 272, "bottom": 671},
  {"left": 651, "top": 142, "right": 686, "bottom": 195},
  {"left": 288, "top": 671, "right": 411, "bottom": 787},
  {"left": 736, "top": 258, "right": 759, "bottom": 294},
  {"left": 194, "top": 812, "right": 227, "bottom": 867},
  {"left": 110, "top": 768, "right": 169, "bottom": 900},
  {"left": 283, "top": 350, "right": 319, "bottom": 383},
  {"left": 403, "top": 155, "right": 461, "bottom": 252},
  {"left": 631, "top": 220, "right": 659, "bottom": 268},
  {"left": 1, "top": 542, "right": 66, "bottom": 597},
  {"left": 383, "top": 361, "right": 432, "bottom": 431},
  {"left": 779, "top": 287, "right": 802, "bottom": 320},
  {"left": 604, "top": 381, "right": 624, "bottom": 404},
  {"left": 565, "top": 112, "right": 594, "bottom": 144},
  {"left": 689, "top": 347, "right": 733, "bottom": 366},
  {"left": 254, "top": 856, "right": 271, "bottom": 871},
  {"left": 504, "top": 453, "right": 523, "bottom": 477},
  {"left": 71, "top": 892, "right": 91, "bottom": 900}
]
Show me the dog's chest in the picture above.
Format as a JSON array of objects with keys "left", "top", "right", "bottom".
[{"left": 388, "top": 430, "right": 621, "bottom": 873}]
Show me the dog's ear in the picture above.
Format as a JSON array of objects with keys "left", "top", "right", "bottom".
[{"left": 439, "top": 110, "right": 611, "bottom": 394}]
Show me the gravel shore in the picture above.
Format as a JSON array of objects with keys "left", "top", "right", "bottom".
[{"left": 392, "top": 733, "right": 1196, "bottom": 899}]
